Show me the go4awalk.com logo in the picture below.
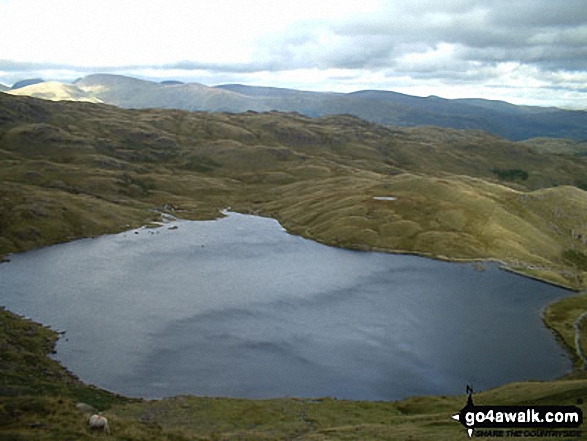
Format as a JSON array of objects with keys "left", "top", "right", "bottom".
[{"left": 451, "top": 386, "right": 583, "bottom": 438}]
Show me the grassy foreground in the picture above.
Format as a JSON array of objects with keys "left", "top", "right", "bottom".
[{"left": 2, "top": 304, "right": 587, "bottom": 440}]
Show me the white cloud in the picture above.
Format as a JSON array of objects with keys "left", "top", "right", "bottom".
[
  {"left": 0, "top": 0, "right": 378, "bottom": 66},
  {"left": 0, "top": 0, "right": 586, "bottom": 108}
]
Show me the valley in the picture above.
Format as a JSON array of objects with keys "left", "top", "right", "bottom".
[
  {"left": 1, "top": 90, "right": 587, "bottom": 439},
  {"left": 1, "top": 92, "right": 586, "bottom": 289}
]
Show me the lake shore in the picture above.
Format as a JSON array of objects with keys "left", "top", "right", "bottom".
[
  {"left": 0, "top": 211, "right": 575, "bottom": 400},
  {"left": 1, "top": 303, "right": 587, "bottom": 440},
  {"left": 0, "top": 212, "right": 587, "bottom": 441}
]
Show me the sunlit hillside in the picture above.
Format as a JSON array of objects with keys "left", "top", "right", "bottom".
[
  {"left": 1, "top": 92, "right": 586, "bottom": 289},
  {"left": 7, "top": 81, "right": 103, "bottom": 103},
  {"left": 2, "top": 92, "right": 587, "bottom": 440}
]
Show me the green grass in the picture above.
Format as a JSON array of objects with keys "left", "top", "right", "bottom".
[
  {"left": 544, "top": 293, "right": 587, "bottom": 368},
  {"left": 1, "top": 93, "right": 586, "bottom": 288},
  {"left": 2, "top": 306, "right": 587, "bottom": 440},
  {"left": 564, "top": 250, "right": 587, "bottom": 271},
  {"left": 492, "top": 167, "right": 529, "bottom": 181},
  {"left": 256, "top": 174, "right": 587, "bottom": 289},
  {"left": 2, "top": 93, "right": 587, "bottom": 439}
]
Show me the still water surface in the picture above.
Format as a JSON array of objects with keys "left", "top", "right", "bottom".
[{"left": 0, "top": 212, "right": 571, "bottom": 400}]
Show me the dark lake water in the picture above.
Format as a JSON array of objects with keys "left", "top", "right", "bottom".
[{"left": 0, "top": 212, "right": 572, "bottom": 400}]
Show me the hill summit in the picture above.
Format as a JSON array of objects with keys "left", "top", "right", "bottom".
[
  {"left": 10, "top": 78, "right": 45, "bottom": 90},
  {"left": 4, "top": 73, "right": 587, "bottom": 141}
]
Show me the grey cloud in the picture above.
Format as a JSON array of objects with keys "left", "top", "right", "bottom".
[
  {"left": 0, "top": 60, "right": 72, "bottom": 72},
  {"left": 320, "top": 37, "right": 402, "bottom": 70},
  {"left": 253, "top": 25, "right": 405, "bottom": 71},
  {"left": 2, "top": 0, "right": 586, "bottom": 102},
  {"left": 169, "top": 60, "right": 276, "bottom": 73},
  {"left": 389, "top": 59, "right": 503, "bottom": 84},
  {"left": 486, "top": 0, "right": 587, "bottom": 28},
  {"left": 0, "top": 59, "right": 154, "bottom": 74},
  {"left": 460, "top": 42, "right": 587, "bottom": 71},
  {"left": 253, "top": 0, "right": 587, "bottom": 75}
]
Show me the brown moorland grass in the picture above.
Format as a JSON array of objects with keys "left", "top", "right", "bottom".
[
  {"left": 2, "top": 306, "right": 587, "bottom": 440},
  {"left": 2, "top": 93, "right": 585, "bottom": 288},
  {"left": 2, "top": 93, "right": 587, "bottom": 439}
]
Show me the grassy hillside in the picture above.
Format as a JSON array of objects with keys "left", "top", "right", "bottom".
[
  {"left": 2, "top": 305, "right": 587, "bottom": 440},
  {"left": 73, "top": 74, "right": 265, "bottom": 112},
  {"left": 7, "top": 81, "right": 103, "bottom": 103},
  {"left": 520, "top": 137, "right": 587, "bottom": 158},
  {"left": 2, "top": 92, "right": 587, "bottom": 439},
  {"left": 1, "top": 92, "right": 586, "bottom": 288}
]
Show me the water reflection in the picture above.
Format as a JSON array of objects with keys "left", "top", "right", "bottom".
[{"left": 0, "top": 212, "right": 571, "bottom": 400}]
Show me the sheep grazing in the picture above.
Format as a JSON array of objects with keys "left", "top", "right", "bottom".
[{"left": 89, "top": 414, "right": 110, "bottom": 435}]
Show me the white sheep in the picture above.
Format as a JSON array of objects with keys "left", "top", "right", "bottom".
[{"left": 89, "top": 414, "right": 110, "bottom": 435}]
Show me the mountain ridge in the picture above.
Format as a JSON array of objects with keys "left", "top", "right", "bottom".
[
  {"left": 10, "top": 78, "right": 45, "bottom": 90},
  {"left": 7, "top": 81, "right": 102, "bottom": 103},
  {"left": 5, "top": 73, "right": 587, "bottom": 141},
  {"left": 1, "top": 91, "right": 587, "bottom": 439}
]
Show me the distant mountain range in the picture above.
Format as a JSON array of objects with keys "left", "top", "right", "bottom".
[
  {"left": 10, "top": 78, "right": 45, "bottom": 90},
  {"left": 5, "top": 81, "right": 102, "bottom": 103},
  {"left": 4, "top": 74, "right": 587, "bottom": 141}
]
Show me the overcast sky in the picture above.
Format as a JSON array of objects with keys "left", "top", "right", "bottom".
[{"left": 1, "top": 0, "right": 586, "bottom": 109}]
